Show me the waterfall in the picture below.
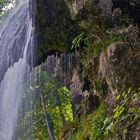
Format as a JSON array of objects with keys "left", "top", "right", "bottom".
[{"left": 0, "top": 0, "right": 34, "bottom": 139}]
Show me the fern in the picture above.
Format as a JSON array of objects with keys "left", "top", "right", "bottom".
[{"left": 71, "top": 32, "right": 87, "bottom": 49}]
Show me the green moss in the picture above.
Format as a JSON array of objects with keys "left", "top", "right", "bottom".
[
  {"left": 65, "top": 99, "right": 107, "bottom": 140},
  {"left": 35, "top": 0, "right": 81, "bottom": 63},
  {"left": 73, "top": 29, "right": 127, "bottom": 97},
  {"left": 66, "top": 88, "right": 140, "bottom": 140}
]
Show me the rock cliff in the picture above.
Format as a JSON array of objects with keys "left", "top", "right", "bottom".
[{"left": 35, "top": 0, "right": 140, "bottom": 139}]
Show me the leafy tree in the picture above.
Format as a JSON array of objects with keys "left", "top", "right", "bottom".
[{"left": 17, "top": 69, "right": 73, "bottom": 139}]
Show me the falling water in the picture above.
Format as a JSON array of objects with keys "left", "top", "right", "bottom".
[{"left": 0, "top": 0, "right": 34, "bottom": 139}]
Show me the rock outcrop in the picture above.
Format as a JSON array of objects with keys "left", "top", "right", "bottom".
[{"left": 35, "top": 0, "right": 140, "bottom": 139}]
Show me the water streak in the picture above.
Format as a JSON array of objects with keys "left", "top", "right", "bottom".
[{"left": 0, "top": 0, "right": 34, "bottom": 139}]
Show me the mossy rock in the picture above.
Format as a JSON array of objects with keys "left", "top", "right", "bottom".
[
  {"left": 65, "top": 99, "right": 107, "bottom": 140},
  {"left": 75, "top": 94, "right": 100, "bottom": 120},
  {"left": 35, "top": 0, "right": 81, "bottom": 64}
]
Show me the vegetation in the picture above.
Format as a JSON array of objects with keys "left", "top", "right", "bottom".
[
  {"left": 29, "top": 15, "right": 139, "bottom": 139},
  {"left": 16, "top": 70, "right": 73, "bottom": 140},
  {"left": 0, "top": 0, "right": 15, "bottom": 20},
  {"left": 0, "top": 0, "right": 139, "bottom": 139},
  {"left": 63, "top": 88, "right": 140, "bottom": 140},
  {"left": 65, "top": 99, "right": 106, "bottom": 140},
  {"left": 103, "top": 88, "right": 140, "bottom": 139}
]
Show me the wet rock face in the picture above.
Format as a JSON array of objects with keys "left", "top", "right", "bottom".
[
  {"left": 65, "top": 0, "right": 94, "bottom": 19},
  {"left": 71, "top": 92, "right": 83, "bottom": 106},
  {"left": 65, "top": 0, "right": 140, "bottom": 26},
  {"left": 41, "top": 51, "right": 82, "bottom": 88},
  {"left": 98, "top": 42, "right": 140, "bottom": 139},
  {"left": 112, "top": 0, "right": 140, "bottom": 25},
  {"left": 75, "top": 94, "right": 100, "bottom": 118},
  {"left": 35, "top": 0, "right": 140, "bottom": 66},
  {"left": 35, "top": 0, "right": 80, "bottom": 65},
  {"left": 99, "top": 42, "right": 140, "bottom": 94},
  {"left": 98, "top": 0, "right": 140, "bottom": 26},
  {"left": 111, "top": 44, "right": 140, "bottom": 91},
  {"left": 98, "top": 0, "right": 113, "bottom": 16}
]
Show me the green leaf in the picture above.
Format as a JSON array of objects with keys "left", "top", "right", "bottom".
[{"left": 116, "top": 95, "right": 121, "bottom": 100}]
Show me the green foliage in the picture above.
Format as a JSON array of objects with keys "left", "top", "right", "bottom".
[
  {"left": 31, "top": 70, "right": 73, "bottom": 139},
  {"left": 106, "top": 30, "right": 126, "bottom": 43},
  {"left": 93, "top": 30, "right": 126, "bottom": 56},
  {"left": 15, "top": 69, "right": 73, "bottom": 139},
  {"left": 65, "top": 88, "right": 140, "bottom": 140},
  {"left": 100, "top": 88, "right": 140, "bottom": 139},
  {"left": 60, "top": 122, "right": 77, "bottom": 139},
  {"left": 71, "top": 29, "right": 126, "bottom": 94},
  {"left": 71, "top": 29, "right": 126, "bottom": 60},
  {"left": 66, "top": 99, "right": 107, "bottom": 140},
  {"left": 0, "top": 0, "right": 15, "bottom": 21},
  {"left": 67, "top": 30, "right": 127, "bottom": 139},
  {"left": 90, "top": 100, "right": 107, "bottom": 140},
  {"left": 71, "top": 32, "right": 88, "bottom": 49},
  {"left": 112, "top": 88, "right": 139, "bottom": 138},
  {"left": 0, "top": 0, "right": 7, "bottom": 7}
]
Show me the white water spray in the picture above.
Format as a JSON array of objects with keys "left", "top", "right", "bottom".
[{"left": 0, "top": 0, "right": 34, "bottom": 140}]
